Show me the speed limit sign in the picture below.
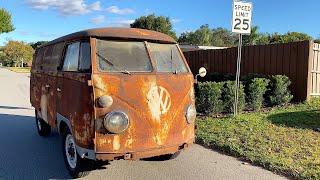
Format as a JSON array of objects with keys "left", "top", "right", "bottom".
[
  {"left": 232, "top": 1, "right": 252, "bottom": 34},
  {"left": 232, "top": 1, "right": 253, "bottom": 117}
]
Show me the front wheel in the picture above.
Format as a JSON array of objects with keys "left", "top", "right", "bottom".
[
  {"left": 35, "top": 110, "right": 51, "bottom": 137},
  {"left": 62, "top": 129, "right": 89, "bottom": 178}
]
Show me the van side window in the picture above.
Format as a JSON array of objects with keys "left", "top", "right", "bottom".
[
  {"left": 43, "top": 46, "right": 53, "bottom": 71},
  {"left": 51, "top": 42, "right": 65, "bottom": 71},
  {"left": 79, "top": 42, "right": 91, "bottom": 72},
  {"left": 34, "top": 48, "right": 45, "bottom": 70},
  {"left": 62, "top": 42, "right": 80, "bottom": 71}
]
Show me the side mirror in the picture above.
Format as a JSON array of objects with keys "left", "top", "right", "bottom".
[
  {"left": 195, "top": 67, "right": 207, "bottom": 84},
  {"left": 198, "top": 67, "right": 207, "bottom": 78}
]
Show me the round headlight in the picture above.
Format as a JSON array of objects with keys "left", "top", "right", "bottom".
[
  {"left": 186, "top": 105, "right": 196, "bottom": 124},
  {"left": 103, "top": 111, "right": 129, "bottom": 134}
]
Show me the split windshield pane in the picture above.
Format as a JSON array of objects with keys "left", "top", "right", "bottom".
[
  {"left": 148, "top": 43, "right": 188, "bottom": 73},
  {"left": 96, "top": 40, "right": 152, "bottom": 72}
]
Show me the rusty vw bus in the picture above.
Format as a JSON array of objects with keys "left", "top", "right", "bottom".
[{"left": 30, "top": 28, "right": 203, "bottom": 177}]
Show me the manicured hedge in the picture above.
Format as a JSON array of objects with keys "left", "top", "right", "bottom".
[
  {"left": 268, "top": 75, "right": 293, "bottom": 106},
  {"left": 196, "top": 82, "right": 224, "bottom": 116},
  {"left": 196, "top": 74, "right": 294, "bottom": 115},
  {"left": 247, "top": 78, "right": 270, "bottom": 111},
  {"left": 222, "top": 81, "right": 245, "bottom": 113}
]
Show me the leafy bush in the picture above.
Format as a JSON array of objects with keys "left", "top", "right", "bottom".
[
  {"left": 247, "top": 78, "right": 270, "bottom": 111},
  {"left": 241, "top": 73, "right": 268, "bottom": 88},
  {"left": 308, "top": 97, "right": 320, "bottom": 109},
  {"left": 268, "top": 75, "right": 293, "bottom": 106},
  {"left": 196, "top": 82, "right": 224, "bottom": 116},
  {"left": 222, "top": 81, "right": 245, "bottom": 113}
]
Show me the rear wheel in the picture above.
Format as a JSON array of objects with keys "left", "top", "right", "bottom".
[
  {"left": 35, "top": 110, "right": 51, "bottom": 137},
  {"left": 62, "top": 128, "right": 90, "bottom": 178}
]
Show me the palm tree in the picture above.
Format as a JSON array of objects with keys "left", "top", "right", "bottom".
[{"left": 242, "top": 26, "right": 259, "bottom": 45}]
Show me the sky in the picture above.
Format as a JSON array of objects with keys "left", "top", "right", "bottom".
[{"left": 0, "top": 0, "right": 320, "bottom": 45}]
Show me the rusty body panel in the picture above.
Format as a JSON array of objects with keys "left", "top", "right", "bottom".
[
  {"left": 30, "top": 28, "right": 195, "bottom": 161},
  {"left": 56, "top": 72, "right": 95, "bottom": 149},
  {"left": 92, "top": 74, "right": 194, "bottom": 156}
]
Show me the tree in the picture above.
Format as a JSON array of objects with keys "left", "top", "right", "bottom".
[
  {"left": 0, "top": 8, "right": 14, "bottom": 34},
  {"left": 178, "top": 25, "right": 237, "bottom": 47},
  {"left": 242, "top": 26, "right": 258, "bottom": 45},
  {"left": 315, "top": 38, "right": 320, "bottom": 43},
  {"left": 191, "top": 25, "right": 212, "bottom": 46},
  {"left": 30, "top": 41, "right": 49, "bottom": 50},
  {"left": 269, "top": 32, "right": 283, "bottom": 44},
  {"left": 178, "top": 32, "right": 194, "bottom": 45},
  {"left": 269, "top": 32, "right": 312, "bottom": 44},
  {"left": 178, "top": 25, "right": 213, "bottom": 46},
  {"left": 255, "top": 33, "right": 270, "bottom": 45},
  {"left": 281, "top": 32, "right": 312, "bottom": 43},
  {"left": 211, "top": 28, "right": 237, "bottom": 47},
  {"left": 130, "top": 14, "right": 177, "bottom": 39},
  {"left": 3, "top": 41, "right": 34, "bottom": 67}
]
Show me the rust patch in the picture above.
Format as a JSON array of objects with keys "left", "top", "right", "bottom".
[
  {"left": 40, "top": 94, "right": 48, "bottom": 122},
  {"left": 93, "top": 74, "right": 195, "bottom": 155},
  {"left": 113, "top": 135, "right": 121, "bottom": 151}
]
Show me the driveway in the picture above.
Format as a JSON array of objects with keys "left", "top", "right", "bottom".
[{"left": 0, "top": 68, "right": 287, "bottom": 180}]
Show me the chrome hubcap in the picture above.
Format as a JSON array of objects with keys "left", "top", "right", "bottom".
[{"left": 65, "top": 134, "right": 77, "bottom": 169}]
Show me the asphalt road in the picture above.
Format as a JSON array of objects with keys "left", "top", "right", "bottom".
[{"left": 0, "top": 68, "right": 287, "bottom": 180}]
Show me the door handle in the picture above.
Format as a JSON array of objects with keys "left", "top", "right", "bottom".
[{"left": 57, "top": 88, "right": 62, "bottom": 92}]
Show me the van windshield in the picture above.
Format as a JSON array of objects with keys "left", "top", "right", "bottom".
[
  {"left": 96, "top": 39, "right": 188, "bottom": 73},
  {"left": 148, "top": 43, "right": 188, "bottom": 73},
  {"left": 97, "top": 40, "right": 152, "bottom": 72}
]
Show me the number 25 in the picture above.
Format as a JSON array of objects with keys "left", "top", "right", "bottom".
[{"left": 234, "top": 18, "right": 249, "bottom": 30}]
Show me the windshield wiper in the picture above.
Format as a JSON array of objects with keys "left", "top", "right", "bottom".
[
  {"left": 96, "top": 52, "right": 131, "bottom": 75},
  {"left": 171, "top": 49, "right": 178, "bottom": 74},
  {"left": 122, "top": 69, "right": 131, "bottom": 75}
]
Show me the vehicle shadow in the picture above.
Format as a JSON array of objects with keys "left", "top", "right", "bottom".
[
  {"left": 266, "top": 110, "right": 320, "bottom": 131},
  {"left": 0, "top": 113, "right": 110, "bottom": 179},
  {"left": 0, "top": 113, "right": 72, "bottom": 179}
]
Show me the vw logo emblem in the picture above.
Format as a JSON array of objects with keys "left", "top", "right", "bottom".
[
  {"left": 157, "top": 86, "right": 171, "bottom": 114},
  {"left": 147, "top": 86, "right": 171, "bottom": 117}
]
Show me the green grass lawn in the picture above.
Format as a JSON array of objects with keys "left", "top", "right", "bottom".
[
  {"left": 5, "top": 67, "right": 31, "bottom": 73},
  {"left": 196, "top": 103, "right": 320, "bottom": 179}
]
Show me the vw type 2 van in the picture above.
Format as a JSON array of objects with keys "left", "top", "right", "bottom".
[{"left": 30, "top": 28, "right": 204, "bottom": 177}]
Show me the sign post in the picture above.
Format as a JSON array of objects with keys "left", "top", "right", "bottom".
[{"left": 232, "top": 1, "right": 252, "bottom": 117}]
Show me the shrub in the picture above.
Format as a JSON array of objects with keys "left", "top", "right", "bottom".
[
  {"left": 268, "top": 75, "right": 293, "bottom": 106},
  {"left": 241, "top": 73, "right": 268, "bottom": 89},
  {"left": 222, "top": 81, "right": 245, "bottom": 113},
  {"left": 196, "top": 82, "right": 224, "bottom": 116},
  {"left": 308, "top": 97, "right": 320, "bottom": 109},
  {"left": 247, "top": 78, "right": 270, "bottom": 111}
]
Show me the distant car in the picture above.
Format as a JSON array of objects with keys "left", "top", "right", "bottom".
[{"left": 30, "top": 28, "right": 201, "bottom": 178}]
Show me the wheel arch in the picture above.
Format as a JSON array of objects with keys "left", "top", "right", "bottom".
[
  {"left": 57, "top": 113, "right": 96, "bottom": 160},
  {"left": 57, "top": 113, "right": 73, "bottom": 135}
]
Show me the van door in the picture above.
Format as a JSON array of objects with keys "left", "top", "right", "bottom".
[
  {"left": 39, "top": 46, "right": 56, "bottom": 127},
  {"left": 37, "top": 43, "right": 65, "bottom": 127},
  {"left": 57, "top": 41, "right": 94, "bottom": 149}
]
